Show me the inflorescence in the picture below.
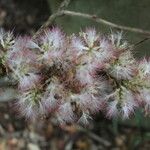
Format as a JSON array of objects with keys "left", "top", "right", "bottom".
[{"left": 0, "top": 27, "right": 150, "bottom": 125}]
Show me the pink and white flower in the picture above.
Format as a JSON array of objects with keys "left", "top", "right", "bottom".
[
  {"left": 106, "top": 87, "right": 137, "bottom": 119},
  {"left": 19, "top": 73, "right": 42, "bottom": 91},
  {"left": 82, "top": 28, "right": 99, "bottom": 48},
  {"left": 106, "top": 51, "right": 136, "bottom": 80}
]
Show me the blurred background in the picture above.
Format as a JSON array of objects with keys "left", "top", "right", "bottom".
[{"left": 0, "top": 0, "right": 150, "bottom": 149}]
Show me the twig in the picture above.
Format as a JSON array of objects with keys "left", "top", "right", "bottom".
[
  {"left": 58, "top": 0, "right": 71, "bottom": 11},
  {"left": 34, "top": 0, "right": 150, "bottom": 38},
  {"left": 123, "top": 37, "right": 150, "bottom": 51},
  {"left": 63, "top": 10, "right": 150, "bottom": 36},
  {"left": 78, "top": 126, "right": 111, "bottom": 147},
  {"left": 87, "top": 131, "right": 111, "bottom": 147},
  {"left": 133, "top": 37, "right": 150, "bottom": 47},
  {"left": 35, "top": 9, "right": 150, "bottom": 37}
]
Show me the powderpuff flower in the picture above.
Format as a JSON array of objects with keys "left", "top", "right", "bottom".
[
  {"left": 56, "top": 102, "right": 75, "bottom": 124},
  {"left": 106, "top": 87, "right": 137, "bottom": 119},
  {"left": 6, "top": 37, "right": 39, "bottom": 68},
  {"left": 7, "top": 37, "right": 38, "bottom": 64},
  {"left": 6, "top": 38, "right": 39, "bottom": 77},
  {"left": 70, "top": 35, "right": 114, "bottom": 65},
  {"left": 108, "top": 64, "right": 134, "bottom": 80},
  {"left": 12, "top": 36, "right": 40, "bottom": 52},
  {"left": 41, "top": 49, "right": 64, "bottom": 66},
  {"left": 75, "top": 90, "right": 101, "bottom": 114},
  {"left": 95, "top": 77, "right": 114, "bottom": 106},
  {"left": 17, "top": 89, "right": 45, "bottom": 120},
  {"left": 81, "top": 28, "right": 99, "bottom": 48},
  {"left": 106, "top": 51, "right": 136, "bottom": 80},
  {"left": 18, "top": 73, "right": 42, "bottom": 91},
  {"left": 70, "top": 79, "right": 102, "bottom": 113},
  {"left": 77, "top": 111, "right": 92, "bottom": 125},
  {"left": 110, "top": 31, "right": 128, "bottom": 50},
  {"left": 41, "top": 27, "right": 65, "bottom": 50},
  {"left": 92, "top": 38, "right": 114, "bottom": 63},
  {"left": 106, "top": 100, "right": 118, "bottom": 118},
  {"left": 75, "top": 63, "right": 95, "bottom": 85},
  {"left": 0, "top": 29, "right": 14, "bottom": 49},
  {"left": 71, "top": 36, "right": 88, "bottom": 56},
  {"left": 138, "top": 58, "right": 150, "bottom": 78},
  {"left": 40, "top": 28, "right": 65, "bottom": 64},
  {"left": 2, "top": 27, "right": 150, "bottom": 123},
  {"left": 69, "top": 32, "right": 99, "bottom": 63},
  {"left": 70, "top": 30, "right": 114, "bottom": 66},
  {"left": 41, "top": 78, "right": 65, "bottom": 113},
  {"left": 0, "top": 29, "right": 14, "bottom": 67},
  {"left": 7, "top": 50, "right": 38, "bottom": 79}
]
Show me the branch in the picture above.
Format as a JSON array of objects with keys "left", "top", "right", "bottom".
[
  {"left": 78, "top": 126, "right": 111, "bottom": 147},
  {"left": 133, "top": 37, "right": 150, "bottom": 47},
  {"left": 63, "top": 10, "right": 150, "bottom": 36},
  {"left": 58, "top": 0, "right": 71, "bottom": 11},
  {"left": 36, "top": 9, "right": 150, "bottom": 36}
]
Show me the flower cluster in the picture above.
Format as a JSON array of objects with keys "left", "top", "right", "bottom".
[{"left": 0, "top": 27, "right": 150, "bottom": 124}]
